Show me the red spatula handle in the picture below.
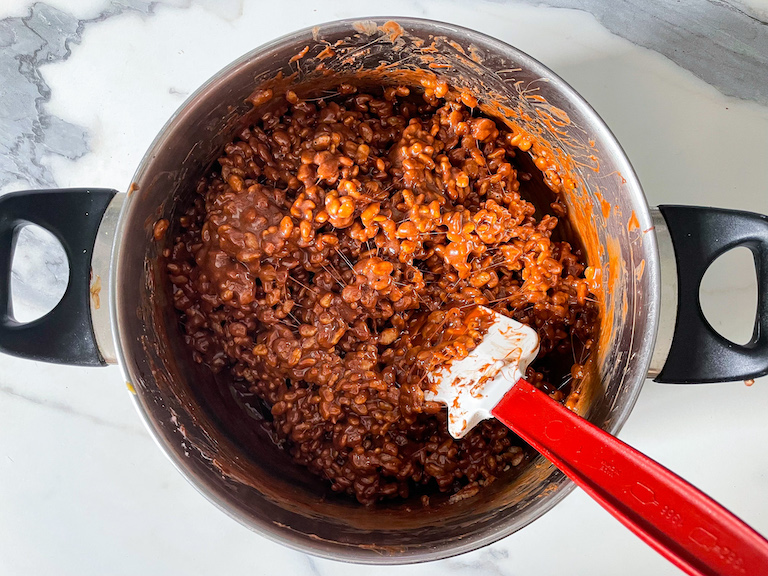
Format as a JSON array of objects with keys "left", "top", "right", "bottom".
[{"left": 491, "top": 379, "right": 768, "bottom": 576}]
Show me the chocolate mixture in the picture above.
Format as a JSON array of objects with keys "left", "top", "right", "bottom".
[{"left": 165, "top": 80, "right": 598, "bottom": 505}]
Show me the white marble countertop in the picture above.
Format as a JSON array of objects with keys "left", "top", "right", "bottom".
[{"left": 1, "top": 1, "right": 767, "bottom": 575}]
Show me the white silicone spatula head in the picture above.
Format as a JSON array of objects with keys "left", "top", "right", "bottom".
[{"left": 424, "top": 306, "right": 540, "bottom": 439}]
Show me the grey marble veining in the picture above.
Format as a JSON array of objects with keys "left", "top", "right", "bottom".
[
  {"left": 508, "top": 0, "right": 768, "bottom": 106},
  {"left": 0, "top": 381, "right": 146, "bottom": 436},
  {"left": 0, "top": 4, "right": 86, "bottom": 190},
  {"left": 444, "top": 547, "right": 512, "bottom": 576},
  {"left": 0, "top": 1, "right": 167, "bottom": 193},
  {"left": 304, "top": 556, "right": 322, "bottom": 576},
  {"left": 0, "top": 2, "right": 167, "bottom": 319}
]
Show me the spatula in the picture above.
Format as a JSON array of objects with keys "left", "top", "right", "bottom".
[{"left": 426, "top": 306, "right": 768, "bottom": 576}]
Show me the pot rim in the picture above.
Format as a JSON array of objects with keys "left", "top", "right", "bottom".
[{"left": 108, "top": 16, "right": 659, "bottom": 563}]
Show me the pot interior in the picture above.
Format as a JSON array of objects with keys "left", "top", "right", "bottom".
[{"left": 113, "top": 18, "right": 658, "bottom": 562}]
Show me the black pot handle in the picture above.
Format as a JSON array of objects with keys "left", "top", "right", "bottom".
[
  {"left": 0, "top": 188, "right": 117, "bottom": 366},
  {"left": 656, "top": 205, "right": 768, "bottom": 383}
]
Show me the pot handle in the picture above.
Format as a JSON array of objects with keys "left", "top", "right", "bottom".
[
  {"left": 0, "top": 189, "right": 117, "bottom": 366},
  {"left": 655, "top": 205, "right": 768, "bottom": 383}
]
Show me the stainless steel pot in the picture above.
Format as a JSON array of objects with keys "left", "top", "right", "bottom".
[{"left": 1, "top": 17, "right": 767, "bottom": 564}]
